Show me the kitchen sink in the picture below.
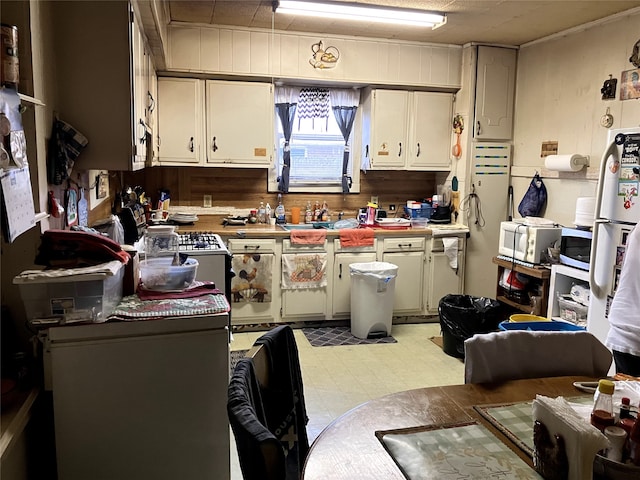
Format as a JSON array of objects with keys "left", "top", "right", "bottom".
[{"left": 277, "top": 223, "right": 335, "bottom": 231}]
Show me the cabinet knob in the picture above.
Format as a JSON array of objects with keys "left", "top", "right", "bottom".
[
  {"left": 398, "top": 142, "right": 402, "bottom": 157},
  {"left": 476, "top": 121, "right": 482, "bottom": 136},
  {"left": 416, "top": 142, "right": 421, "bottom": 157},
  {"left": 212, "top": 136, "right": 218, "bottom": 152},
  {"left": 188, "top": 137, "right": 194, "bottom": 152}
]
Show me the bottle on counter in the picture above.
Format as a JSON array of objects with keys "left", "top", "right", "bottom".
[
  {"left": 275, "top": 194, "right": 286, "bottom": 224},
  {"left": 591, "top": 379, "right": 615, "bottom": 432},
  {"left": 265, "top": 203, "right": 272, "bottom": 222},
  {"left": 305, "top": 201, "right": 313, "bottom": 223},
  {"left": 257, "top": 201, "right": 266, "bottom": 223},
  {"left": 313, "top": 200, "right": 321, "bottom": 222},
  {"left": 321, "top": 200, "right": 329, "bottom": 221}
]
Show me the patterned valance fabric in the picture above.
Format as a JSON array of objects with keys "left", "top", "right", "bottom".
[{"left": 298, "top": 88, "right": 331, "bottom": 119}]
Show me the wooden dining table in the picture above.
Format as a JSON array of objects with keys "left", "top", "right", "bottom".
[{"left": 302, "top": 375, "right": 596, "bottom": 480}]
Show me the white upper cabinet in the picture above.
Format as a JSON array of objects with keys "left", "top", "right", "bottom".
[
  {"left": 51, "top": 1, "right": 154, "bottom": 171},
  {"left": 407, "top": 92, "right": 454, "bottom": 170},
  {"left": 157, "top": 78, "right": 205, "bottom": 165},
  {"left": 362, "top": 89, "right": 453, "bottom": 170},
  {"left": 474, "top": 46, "right": 517, "bottom": 141},
  {"left": 205, "top": 81, "right": 273, "bottom": 167}
]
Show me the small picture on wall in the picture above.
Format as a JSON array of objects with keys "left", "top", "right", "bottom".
[{"left": 620, "top": 68, "right": 640, "bottom": 100}]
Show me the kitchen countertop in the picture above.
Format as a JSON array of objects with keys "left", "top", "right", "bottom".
[{"left": 166, "top": 213, "right": 469, "bottom": 238}]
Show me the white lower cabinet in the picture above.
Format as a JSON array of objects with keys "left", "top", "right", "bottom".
[
  {"left": 226, "top": 238, "right": 276, "bottom": 324},
  {"left": 381, "top": 237, "right": 426, "bottom": 314},
  {"left": 331, "top": 240, "right": 377, "bottom": 317},
  {"left": 427, "top": 236, "right": 465, "bottom": 314},
  {"left": 280, "top": 240, "right": 328, "bottom": 319}
]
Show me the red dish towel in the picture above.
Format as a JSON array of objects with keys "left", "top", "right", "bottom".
[
  {"left": 290, "top": 229, "right": 327, "bottom": 245},
  {"left": 339, "top": 228, "right": 374, "bottom": 247}
]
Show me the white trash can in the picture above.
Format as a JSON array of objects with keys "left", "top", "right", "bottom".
[{"left": 349, "top": 262, "right": 398, "bottom": 339}]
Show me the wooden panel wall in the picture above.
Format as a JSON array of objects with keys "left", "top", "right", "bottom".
[{"left": 123, "top": 167, "right": 437, "bottom": 215}]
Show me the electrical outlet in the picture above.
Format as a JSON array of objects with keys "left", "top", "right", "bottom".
[
  {"left": 370, "top": 195, "right": 378, "bottom": 205},
  {"left": 389, "top": 204, "right": 396, "bottom": 211}
]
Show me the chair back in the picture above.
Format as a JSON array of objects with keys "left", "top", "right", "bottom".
[
  {"left": 253, "top": 325, "right": 309, "bottom": 480},
  {"left": 227, "top": 358, "right": 286, "bottom": 480},
  {"left": 464, "top": 330, "right": 612, "bottom": 384}
]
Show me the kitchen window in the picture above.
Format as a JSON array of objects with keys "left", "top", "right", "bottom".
[{"left": 268, "top": 87, "right": 361, "bottom": 193}]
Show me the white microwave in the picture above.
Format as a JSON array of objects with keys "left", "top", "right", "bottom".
[{"left": 498, "top": 221, "right": 562, "bottom": 264}]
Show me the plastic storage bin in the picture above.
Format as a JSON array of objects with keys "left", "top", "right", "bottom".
[
  {"left": 557, "top": 294, "right": 588, "bottom": 326},
  {"left": 140, "top": 257, "right": 198, "bottom": 291},
  {"left": 349, "top": 262, "right": 398, "bottom": 339},
  {"left": 404, "top": 204, "right": 433, "bottom": 219},
  {"left": 498, "top": 320, "right": 585, "bottom": 331},
  {"left": 14, "top": 262, "right": 125, "bottom": 323}
]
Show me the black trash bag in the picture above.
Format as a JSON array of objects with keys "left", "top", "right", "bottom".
[
  {"left": 438, "top": 294, "right": 504, "bottom": 359},
  {"left": 518, "top": 173, "right": 547, "bottom": 218}
]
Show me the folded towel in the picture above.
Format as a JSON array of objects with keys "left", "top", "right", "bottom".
[
  {"left": 339, "top": 228, "right": 374, "bottom": 247},
  {"left": 12, "top": 260, "right": 123, "bottom": 283},
  {"left": 290, "top": 229, "right": 327, "bottom": 245},
  {"left": 137, "top": 281, "right": 221, "bottom": 300},
  {"left": 532, "top": 395, "right": 608, "bottom": 480}
]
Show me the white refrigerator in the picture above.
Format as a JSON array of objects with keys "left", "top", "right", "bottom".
[
  {"left": 588, "top": 127, "right": 640, "bottom": 345},
  {"left": 47, "top": 314, "right": 230, "bottom": 480}
]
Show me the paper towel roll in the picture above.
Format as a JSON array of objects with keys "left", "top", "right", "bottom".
[{"left": 545, "top": 154, "right": 589, "bottom": 172}]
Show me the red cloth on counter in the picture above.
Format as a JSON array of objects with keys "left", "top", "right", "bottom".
[
  {"left": 290, "top": 229, "right": 327, "bottom": 245},
  {"left": 36, "top": 229, "right": 130, "bottom": 267},
  {"left": 137, "top": 281, "right": 221, "bottom": 301},
  {"left": 339, "top": 228, "right": 374, "bottom": 247}
]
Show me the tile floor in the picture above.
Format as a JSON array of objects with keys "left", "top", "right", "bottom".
[{"left": 228, "top": 322, "right": 465, "bottom": 479}]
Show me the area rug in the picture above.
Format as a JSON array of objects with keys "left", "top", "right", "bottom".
[
  {"left": 230, "top": 349, "right": 249, "bottom": 373},
  {"left": 302, "top": 326, "right": 397, "bottom": 347}
]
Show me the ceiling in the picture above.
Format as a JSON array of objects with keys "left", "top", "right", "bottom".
[{"left": 165, "top": 0, "right": 640, "bottom": 46}]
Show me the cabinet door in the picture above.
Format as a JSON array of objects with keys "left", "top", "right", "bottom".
[
  {"left": 428, "top": 251, "right": 464, "bottom": 312},
  {"left": 131, "top": 16, "right": 147, "bottom": 169},
  {"left": 157, "top": 78, "right": 204, "bottom": 164},
  {"left": 407, "top": 92, "right": 453, "bottom": 170},
  {"left": 368, "top": 90, "right": 408, "bottom": 169},
  {"left": 381, "top": 251, "right": 424, "bottom": 313},
  {"left": 474, "top": 46, "right": 516, "bottom": 140},
  {"left": 332, "top": 252, "right": 377, "bottom": 316},
  {"left": 205, "top": 81, "right": 273, "bottom": 166}
]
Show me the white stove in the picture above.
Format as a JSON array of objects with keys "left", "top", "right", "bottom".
[{"left": 174, "top": 232, "right": 231, "bottom": 299}]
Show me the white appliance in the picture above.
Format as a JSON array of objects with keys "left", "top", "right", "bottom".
[
  {"left": 498, "top": 220, "right": 562, "bottom": 264},
  {"left": 176, "top": 232, "right": 230, "bottom": 294},
  {"left": 588, "top": 127, "right": 640, "bottom": 345},
  {"left": 47, "top": 314, "right": 230, "bottom": 480}
]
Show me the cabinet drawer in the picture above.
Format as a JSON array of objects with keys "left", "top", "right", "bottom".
[
  {"left": 430, "top": 237, "right": 463, "bottom": 253},
  {"left": 282, "top": 239, "right": 326, "bottom": 253},
  {"left": 227, "top": 238, "right": 276, "bottom": 254},
  {"left": 333, "top": 239, "right": 377, "bottom": 252},
  {"left": 382, "top": 237, "right": 425, "bottom": 252}
]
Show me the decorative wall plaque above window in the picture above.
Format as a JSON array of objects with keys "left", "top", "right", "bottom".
[{"left": 309, "top": 41, "right": 340, "bottom": 69}]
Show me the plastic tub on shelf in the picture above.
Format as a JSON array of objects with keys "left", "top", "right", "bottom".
[
  {"left": 499, "top": 320, "right": 585, "bottom": 331},
  {"left": 140, "top": 257, "right": 199, "bottom": 291}
]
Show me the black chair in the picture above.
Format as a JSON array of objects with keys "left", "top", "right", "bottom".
[
  {"left": 228, "top": 357, "right": 286, "bottom": 480},
  {"left": 252, "top": 325, "right": 309, "bottom": 480}
]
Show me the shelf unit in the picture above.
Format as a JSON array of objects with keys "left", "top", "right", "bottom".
[
  {"left": 547, "top": 264, "right": 589, "bottom": 322},
  {"left": 492, "top": 256, "right": 551, "bottom": 317}
]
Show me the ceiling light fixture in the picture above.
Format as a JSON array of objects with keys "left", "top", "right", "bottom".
[{"left": 274, "top": 1, "right": 447, "bottom": 29}]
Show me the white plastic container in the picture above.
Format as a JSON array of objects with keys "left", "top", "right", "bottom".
[
  {"left": 349, "top": 262, "right": 398, "bottom": 339},
  {"left": 140, "top": 257, "right": 199, "bottom": 291}
]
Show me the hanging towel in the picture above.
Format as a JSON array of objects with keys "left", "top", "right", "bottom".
[
  {"left": 339, "top": 228, "right": 374, "bottom": 247},
  {"left": 290, "top": 229, "right": 327, "bottom": 245},
  {"left": 231, "top": 253, "right": 273, "bottom": 303},
  {"left": 442, "top": 237, "right": 459, "bottom": 269},
  {"left": 282, "top": 254, "right": 327, "bottom": 289}
]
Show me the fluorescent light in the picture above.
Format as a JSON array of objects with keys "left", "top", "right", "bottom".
[{"left": 275, "top": 1, "right": 447, "bottom": 29}]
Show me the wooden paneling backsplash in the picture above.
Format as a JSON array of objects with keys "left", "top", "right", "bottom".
[{"left": 123, "top": 167, "right": 437, "bottom": 214}]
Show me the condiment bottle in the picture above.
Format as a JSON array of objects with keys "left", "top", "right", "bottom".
[
  {"left": 629, "top": 415, "right": 640, "bottom": 466},
  {"left": 305, "top": 201, "right": 313, "bottom": 223},
  {"left": 591, "top": 379, "right": 615, "bottom": 432},
  {"left": 257, "top": 201, "right": 266, "bottom": 223},
  {"left": 619, "top": 397, "right": 632, "bottom": 420}
]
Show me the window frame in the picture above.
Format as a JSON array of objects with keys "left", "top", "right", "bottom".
[{"left": 267, "top": 94, "right": 361, "bottom": 194}]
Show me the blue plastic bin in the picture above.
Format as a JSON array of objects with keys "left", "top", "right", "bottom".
[
  {"left": 498, "top": 320, "right": 586, "bottom": 332},
  {"left": 404, "top": 205, "right": 433, "bottom": 219}
]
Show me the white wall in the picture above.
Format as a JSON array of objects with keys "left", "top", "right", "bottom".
[{"left": 512, "top": 10, "right": 640, "bottom": 227}]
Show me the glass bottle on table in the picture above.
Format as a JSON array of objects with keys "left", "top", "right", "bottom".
[{"left": 590, "top": 379, "right": 615, "bottom": 432}]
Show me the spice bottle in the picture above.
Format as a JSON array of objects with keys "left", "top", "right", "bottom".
[
  {"left": 590, "top": 379, "right": 615, "bottom": 432},
  {"left": 305, "top": 201, "right": 313, "bottom": 223},
  {"left": 620, "top": 397, "right": 633, "bottom": 420}
]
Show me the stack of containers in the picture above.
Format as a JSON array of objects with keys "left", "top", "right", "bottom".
[{"left": 140, "top": 226, "right": 198, "bottom": 291}]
